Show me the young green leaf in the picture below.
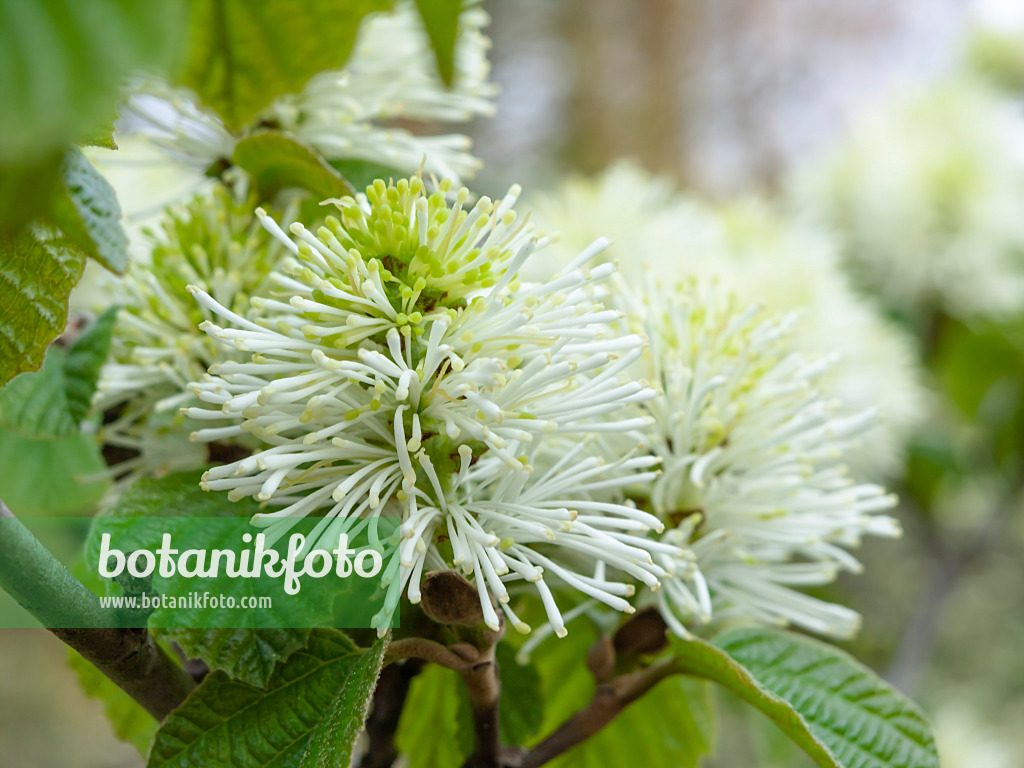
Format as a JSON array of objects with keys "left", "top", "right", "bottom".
[
  {"left": 68, "top": 649, "right": 157, "bottom": 755},
  {"left": 0, "top": 426, "right": 109, "bottom": 514},
  {"left": 232, "top": 133, "right": 353, "bottom": 202},
  {"left": 496, "top": 643, "right": 544, "bottom": 746},
  {"left": 395, "top": 663, "right": 466, "bottom": 768},
  {"left": 0, "top": 307, "right": 118, "bottom": 438},
  {"left": 412, "top": 0, "right": 461, "bottom": 85},
  {"left": 300, "top": 635, "right": 388, "bottom": 768},
  {"left": 95, "top": 472, "right": 324, "bottom": 677},
  {"left": 0, "top": 231, "right": 85, "bottom": 385},
  {"left": 147, "top": 630, "right": 376, "bottom": 768},
  {"left": 673, "top": 628, "right": 940, "bottom": 768},
  {"left": 156, "top": 627, "right": 311, "bottom": 690},
  {"left": 49, "top": 148, "right": 130, "bottom": 274},
  {"left": 523, "top": 615, "right": 713, "bottom": 768},
  {"left": 177, "top": 0, "right": 393, "bottom": 131},
  {"left": 546, "top": 677, "right": 714, "bottom": 768},
  {"left": 102, "top": 470, "right": 254, "bottom": 519},
  {"left": 329, "top": 159, "right": 405, "bottom": 192}
]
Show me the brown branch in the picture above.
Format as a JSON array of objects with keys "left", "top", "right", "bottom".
[
  {"left": 387, "top": 637, "right": 472, "bottom": 671},
  {"left": 460, "top": 644, "right": 501, "bottom": 768},
  {"left": 518, "top": 659, "right": 681, "bottom": 768},
  {"left": 0, "top": 498, "right": 195, "bottom": 720},
  {"left": 360, "top": 659, "right": 423, "bottom": 768}
]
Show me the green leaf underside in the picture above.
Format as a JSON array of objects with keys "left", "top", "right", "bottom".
[
  {"left": 178, "top": 0, "right": 393, "bottom": 131},
  {"left": 0, "top": 307, "right": 117, "bottom": 438},
  {"left": 395, "top": 663, "right": 465, "bottom": 768},
  {"left": 299, "top": 635, "right": 388, "bottom": 768},
  {"left": 412, "top": 0, "right": 461, "bottom": 85},
  {"left": 50, "top": 147, "right": 130, "bottom": 274},
  {"left": 232, "top": 133, "right": 353, "bottom": 202},
  {"left": 0, "top": 230, "right": 85, "bottom": 385},
  {"left": 147, "top": 630, "right": 380, "bottom": 768},
  {"left": 674, "top": 628, "right": 939, "bottom": 768},
  {"left": 68, "top": 649, "right": 157, "bottom": 755}
]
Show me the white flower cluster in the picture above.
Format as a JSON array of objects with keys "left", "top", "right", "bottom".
[
  {"left": 184, "top": 177, "right": 672, "bottom": 634},
  {"left": 525, "top": 162, "right": 910, "bottom": 636},
  {"left": 618, "top": 277, "right": 900, "bottom": 638},
  {"left": 118, "top": 1, "right": 494, "bottom": 184},
  {"left": 94, "top": 186, "right": 295, "bottom": 479},
  {"left": 531, "top": 161, "right": 925, "bottom": 478},
  {"left": 91, "top": 8, "right": 913, "bottom": 643},
  {"left": 790, "top": 80, "right": 1024, "bottom": 320}
]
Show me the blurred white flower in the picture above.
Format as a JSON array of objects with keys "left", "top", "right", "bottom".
[
  {"left": 93, "top": 186, "right": 295, "bottom": 479},
  {"left": 270, "top": 2, "right": 495, "bottom": 182},
  {"left": 117, "top": 1, "right": 494, "bottom": 185},
  {"left": 790, "top": 80, "right": 1024, "bottom": 319},
  {"left": 185, "top": 177, "right": 667, "bottom": 633},
  {"left": 117, "top": 82, "right": 236, "bottom": 172},
  {"left": 532, "top": 161, "right": 925, "bottom": 477},
  {"left": 619, "top": 276, "right": 900, "bottom": 638}
]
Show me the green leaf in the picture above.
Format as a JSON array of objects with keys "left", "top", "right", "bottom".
[
  {"left": 0, "top": 425, "right": 109, "bottom": 514},
  {"left": 525, "top": 615, "right": 711, "bottom": 768},
  {"left": 0, "top": 307, "right": 118, "bottom": 438},
  {"left": 0, "top": 0, "right": 183, "bottom": 166},
  {"left": 673, "top": 628, "right": 939, "bottom": 768},
  {"left": 232, "top": 132, "right": 353, "bottom": 202},
  {"left": 300, "top": 635, "right": 388, "bottom": 768},
  {"left": 395, "top": 663, "right": 466, "bottom": 768},
  {"left": 80, "top": 124, "right": 118, "bottom": 151},
  {"left": 0, "top": 230, "right": 85, "bottom": 385},
  {"left": 0, "top": 153, "right": 63, "bottom": 233},
  {"left": 177, "top": 0, "right": 392, "bottom": 131},
  {"left": 157, "top": 627, "right": 311, "bottom": 689},
  {"left": 530, "top": 618, "right": 600, "bottom": 739},
  {"left": 68, "top": 649, "right": 157, "bottom": 755},
  {"left": 329, "top": 159, "right": 405, "bottom": 193},
  {"left": 49, "top": 147, "right": 130, "bottom": 274},
  {"left": 147, "top": 630, "right": 379, "bottom": 768},
  {"left": 104, "top": 469, "right": 252, "bottom": 518},
  {"left": 496, "top": 643, "right": 544, "bottom": 746},
  {"left": 97, "top": 472, "right": 322, "bottom": 673},
  {"left": 412, "top": 0, "right": 461, "bottom": 85},
  {"left": 548, "top": 677, "right": 714, "bottom": 768}
]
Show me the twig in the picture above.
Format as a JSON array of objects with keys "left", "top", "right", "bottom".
[
  {"left": 0, "top": 498, "right": 195, "bottom": 720},
  {"left": 460, "top": 643, "right": 501, "bottom": 768},
  {"left": 360, "top": 659, "right": 423, "bottom": 768},
  {"left": 519, "top": 659, "right": 681, "bottom": 768},
  {"left": 387, "top": 637, "right": 472, "bottom": 671}
]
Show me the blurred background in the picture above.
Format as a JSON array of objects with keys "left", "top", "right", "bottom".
[{"left": 3, "top": 0, "right": 1024, "bottom": 765}]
